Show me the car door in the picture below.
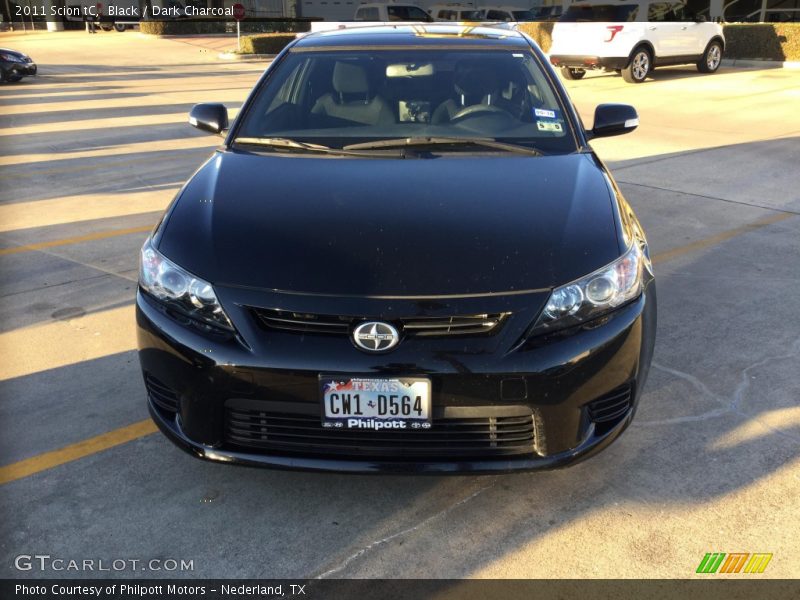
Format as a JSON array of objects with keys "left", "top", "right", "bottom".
[
  {"left": 646, "top": 1, "right": 690, "bottom": 58},
  {"left": 671, "top": 1, "right": 711, "bottom": 55}
]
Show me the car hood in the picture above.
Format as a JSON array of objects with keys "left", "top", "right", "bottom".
[{"left": 158, "top": 150, "right": 622, "bottom": 297}]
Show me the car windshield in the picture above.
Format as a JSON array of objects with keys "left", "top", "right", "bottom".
[
  {"left": 234, "top": 47, "right": 576, "bottom": 154},
  {"left": 560, "top": 4, "right": 640, "bottom": 21}
]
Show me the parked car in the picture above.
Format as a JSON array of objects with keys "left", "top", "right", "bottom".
[
  {"left": 138, "top": 24, "right": 656, "bottom": 473},
  {"left": 0, "top": 49, "right": 37, "bottom": 83},
  {"left": 549, "top": 0, "right": 725, "bottom": 83},
  {"left": 428, "top": 4, "right": 485, "bottom": 20},
  {"left": 482, "top": 6, "right": 542, "bottom": 20},
  {"left": 354, "top": 2, "right": 433, "bottom": 20}
]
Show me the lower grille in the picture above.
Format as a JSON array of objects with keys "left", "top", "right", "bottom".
[
  {"left": 587, "top": 384, "right": 632, "bottom": 424},
  {"left": 250, "top": 308, "right": 507, "bottom": 338},
  {"left": 224, "top": 402, "right": 535, "bottom": 458},
  {"left": 145, "top": 374, "right": 179, "bottom": 413}
]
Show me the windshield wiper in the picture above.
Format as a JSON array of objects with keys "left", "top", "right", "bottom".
[
  {"left": 343, "top": 137, "right": 543, "bottom": 156},
  {"left": 233, "top": 137, "right": 339, "bottom": 154},
  {"left": 233, "top": 137, "right": 403, "bottom": 158}
]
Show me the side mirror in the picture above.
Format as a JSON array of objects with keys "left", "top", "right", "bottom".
[
  {"left": 589, "top": 103, "right": 639, "bottom": 139},
  {"left": 189, "top": 103, "right": 229, "bottom": 134}
]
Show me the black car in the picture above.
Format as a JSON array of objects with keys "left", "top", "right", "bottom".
[
  {"left": 0, "top": 48, "right": 37, "bottom": 83},
  {"left": 137, "top": 24, "right": 656, "bottom": 474}
]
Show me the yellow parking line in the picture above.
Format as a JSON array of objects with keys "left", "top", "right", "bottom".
[
  {"left": 0, "top": 419, "right": 158, "bottom": 485},
  {"left": 0, "top": 189, "right": 175, "bottom": 233},
  {"left": 0, "top": 153, "right": 208, "bottom": 181},
  {"left": 0, "top": 211, "right": 794, "bottom": 485},
  {"left": 0, "top": 225, "right": 153, "bottom": 256},
  {"left": 652, "top": 212, "right": 791, "bottom": 265}
]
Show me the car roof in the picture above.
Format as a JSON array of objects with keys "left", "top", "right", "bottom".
[{"left": 294, "top": 24, "right": 530, "bottom": 49}]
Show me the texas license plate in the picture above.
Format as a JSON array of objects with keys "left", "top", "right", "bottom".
[{"left": 320, "top": 377, "right": 432, "bottom": 430}]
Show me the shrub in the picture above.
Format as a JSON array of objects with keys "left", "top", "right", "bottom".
[
  {"left": 239, "top": 33, "right": 296, "bottom": 55},
  {"left": 139, "top": 19, "right": 226, "bottom": 35},
  {"left": 515, "top": 22, "right": 555, "bottom": 53},
  {"left": 723, "top": 23, "right": 800, "bottom": 62}
]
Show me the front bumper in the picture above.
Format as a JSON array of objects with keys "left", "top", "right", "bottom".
[
  {"left": 550, "top": 55, "right": 629, "bottom": 70},
  {"left": 2, "top": 61, "right": 37, "bottom": 77},
  {"left": 137, "top": 281, "right": 656, "bottom": 474}
]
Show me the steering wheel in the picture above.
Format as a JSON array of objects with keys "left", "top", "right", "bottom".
[{"left": 450, "top": 104, "right": 509, "bottom": 123}]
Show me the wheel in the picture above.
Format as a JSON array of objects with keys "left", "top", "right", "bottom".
[
  {"left": 622, "top": 47, "right": 651, "bottom": 83},
  {"left": 114, "top": 23, "right": 126, "bottom": 32},
  {"left": 697, "top": 40, "right": 723, "bottom": 73},
  {"left": 560, "top": 67, "right": 586, "bottom": 80},
  {"left": 3, "top": 70, "right": 22, "bottom": 83}
]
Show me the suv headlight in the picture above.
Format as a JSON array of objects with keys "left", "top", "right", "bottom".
[
  {"left": 530, "top": 242, "right": 650, "bottom": 336},
  {"left": 139, "top": 238, "right": 233, "bottom": 331}
]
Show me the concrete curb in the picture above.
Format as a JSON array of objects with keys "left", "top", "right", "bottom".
[
  {"left": 218, "top": 52, "right": 277, "bottom": 61},
  {"left": 721, "top": 58, "right": 800, "bottom": 69}
]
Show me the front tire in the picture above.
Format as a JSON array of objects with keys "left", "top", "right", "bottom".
[
  {"left": 114, "top": 24, "right": 126, "bottom": 32},
  {"left": 560, "top": 67, "right": 586, "bottom": 80},
  {"left": 697, "top": 40, "right": 723, "bottom": 73},
  {"left": 622, "top": 47, "right": 651, "bottom": 83}
]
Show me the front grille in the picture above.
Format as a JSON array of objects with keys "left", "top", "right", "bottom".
[
  {"left": 587, "top": 384, "right": 632, "bottom": 424},
  {"left": 224, "top": 402, "right": 535, "bottom": 458},
  {"left": 144, "top": 374, "right": 179, "bottom": 413},
  {"left": 250, "top": 308, "right": 507, "bottom": 338}
]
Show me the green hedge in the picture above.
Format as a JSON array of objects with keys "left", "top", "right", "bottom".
[
  {"left": 239, "top": 33, "right": 296, "bottom": 55},
  {"left": 139, "top": 20, "right": 226, "bottom": 35},
  {"left": 722, "top": 23, "right": 800, "bottom": 61},
  {"left": 517, "top": 22, "right": 800, "bottom": 62}
]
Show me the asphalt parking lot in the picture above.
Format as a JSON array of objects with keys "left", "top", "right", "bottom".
[{"left": 0, "top": 31, "right": 799, "bottom": 579}]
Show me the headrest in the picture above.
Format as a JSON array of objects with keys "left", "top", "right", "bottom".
[{"left": 333, "top": 61, "right": 369, "bottom": 95}]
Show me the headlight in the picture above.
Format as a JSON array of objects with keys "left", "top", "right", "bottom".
[
  {"left": 139, "top": 238, "right": 233, "bottom": 331},
  {"left": 530, "top": 242, "right": 649, "bottom": 335}
]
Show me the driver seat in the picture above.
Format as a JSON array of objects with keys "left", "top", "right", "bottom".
[{"left": 432, "top": 63, "right": 501, "bottom": 125}]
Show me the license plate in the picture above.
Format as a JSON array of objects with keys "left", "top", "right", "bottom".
[{"left": 320, "top": 377, "right": 432, "bottom": 430}]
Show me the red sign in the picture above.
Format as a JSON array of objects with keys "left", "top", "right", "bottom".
[{"left": 232, "top": 3, "right": 245, "bottom": 21}]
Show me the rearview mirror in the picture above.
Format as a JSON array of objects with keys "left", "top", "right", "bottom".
[
  {"left": 589, "top": 104, "right": 639, "bottom": 139},
  {"left": 189, "top": 103, "right": 229, "bottom": 134}
]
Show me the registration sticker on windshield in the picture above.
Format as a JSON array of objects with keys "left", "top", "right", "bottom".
[
  {"left": 535, "top": 108, "right": 557, "bottom": 119},
  {"left": 537, "top": 121, "right": 563, "bottom": 132}
]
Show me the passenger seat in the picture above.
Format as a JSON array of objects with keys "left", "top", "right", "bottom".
[{"left": 311, "top": 62, "right": 394, "bottom": 126}]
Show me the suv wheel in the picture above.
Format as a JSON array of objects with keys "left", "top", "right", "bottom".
[
  {"left": 622, "top": 48, "right": 651, "bottom": 84},
  {"left": 697, "top": 41, "right": 723, "bottom": 73},
  {"left": 560, "top": 67, "right": 586, "bottom": 81}
]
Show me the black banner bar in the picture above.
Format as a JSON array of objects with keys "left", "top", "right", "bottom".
[{"left": 3, "top": 579, "right": 800, "bottom": 600}]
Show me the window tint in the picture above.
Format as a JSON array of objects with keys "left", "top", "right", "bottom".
[
  {"left": 355, "top": 7, "right": 379, "bottom": 20},
  {"left": 387, "top": 6, "right": 433, "bottom": 20},
  {"left": 648, "top": 2, "right": 681, "bottom": 21},
  {"left": 486, "top": 10, "right": 513, "bottom": 20},
  {"left": 560, "top": 4, "right": 639, "bottom": 21}
]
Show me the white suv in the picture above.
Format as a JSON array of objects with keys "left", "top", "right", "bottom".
[
  {"left": 548, "top": 1, "right": 725, "bottom": 83},
  {"left": 354, "top": 3, "right": 433, "bottom": 21}
]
